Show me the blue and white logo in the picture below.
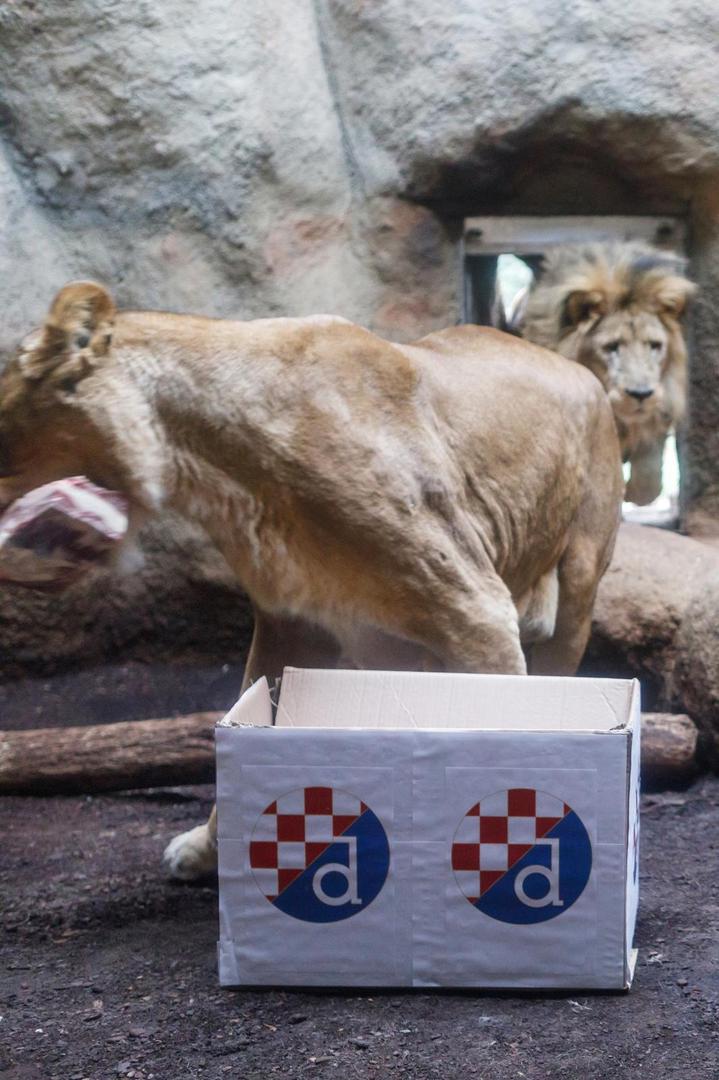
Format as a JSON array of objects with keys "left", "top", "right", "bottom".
[
  {"left": 452, "top": 787, "right": 592, "bottom": 924},
  {"left": 249, "top": 785, "right": 390, "bottom": 923}
]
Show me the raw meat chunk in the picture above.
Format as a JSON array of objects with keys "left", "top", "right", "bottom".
[{"left": 0, "top": 477, "right": 128, "bottom": 588}]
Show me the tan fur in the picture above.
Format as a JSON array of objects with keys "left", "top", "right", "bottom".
[
  {"left": 0, "top": 283, "right": 623, "bottom": 878},
  {"left": 519, "top": 243, "right": 696, "bottom": 505}
]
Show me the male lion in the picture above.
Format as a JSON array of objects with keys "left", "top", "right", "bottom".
[
  {"left": 0, "top": 282, "right": 622, "bottom": 879},
  {"left": 519, "top": 242, "right": 695, "bottom": 505}
]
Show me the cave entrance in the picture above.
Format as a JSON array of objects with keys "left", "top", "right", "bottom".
[{"left": 461, "top": 215, "right": 688, "bottom": 525}]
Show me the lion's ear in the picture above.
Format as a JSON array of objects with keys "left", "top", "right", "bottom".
[
  {"left": 561, "top": 289, "right": 607, "bottom": 330},
  {"left": 652, "top": 275, "right": 697, "bottom": 320},
  {"left": 20, "top": 281, "right": 115, "bottom": 382}
]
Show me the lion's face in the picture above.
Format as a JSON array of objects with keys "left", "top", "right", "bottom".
[
  {"left": 577, "top": 308, "right": 671, "bottom": 423},
  {"left": 519, "top": 243, "right": 695, "bottom": 469}
]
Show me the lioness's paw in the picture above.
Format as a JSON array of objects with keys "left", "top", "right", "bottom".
[{"left": 163, "top": 824, "right": 217, "bottom": 881}]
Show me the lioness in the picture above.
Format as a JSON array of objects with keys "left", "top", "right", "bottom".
[
  {"left": 519, "top": 242, "right": 695, "bottom": 505},
  {"left": 0, "top": 282, "right": 622, "bottom": 879}
]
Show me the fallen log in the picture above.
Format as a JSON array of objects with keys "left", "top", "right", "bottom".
[
  {"left": 0, "top": 712, "right": 221, "bottom": 795},
  {"left": 641, "top": 712, "right": 699, "bottom": 787},
  {"left": 0, "top": 708, "right": 701, "bottom": 796}
]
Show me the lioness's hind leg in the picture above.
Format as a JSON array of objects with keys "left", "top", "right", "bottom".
[
  {"left": 528, "top": 538, "right": 601, "bottom": 676},
  {"left": 518, "top": 566, "right": 559, "bottom": 647}
]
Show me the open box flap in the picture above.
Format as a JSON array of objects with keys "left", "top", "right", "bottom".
[
  {"left": 274, "top": 668, "right": 637, "bottom": 733},
  {"left": 218, "top": 676, "right": 273, "bottom": 728}
]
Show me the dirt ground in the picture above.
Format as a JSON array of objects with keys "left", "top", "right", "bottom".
[{"left": 2, "top": 774, "right": 718, "bottom": 1080}]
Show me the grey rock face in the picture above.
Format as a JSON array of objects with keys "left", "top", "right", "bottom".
[
  {"left": 2, "top": 1, "right": 719, "bottom": 678},
  {"left": 3, "top": 2, "right": 719, "bottom": 340},
  {"left": 0, "top": 0, "right": 458, "bottom": 352}
]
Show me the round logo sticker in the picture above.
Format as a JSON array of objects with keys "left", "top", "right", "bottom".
[
  {"left": 451, "top": 787, "right": 592, "bottom": 924},
  {"left": 249, "top": 786, "right": 390, "bottom": 923}
]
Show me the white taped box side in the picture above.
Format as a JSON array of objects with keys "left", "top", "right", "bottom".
[
  {"left": 217, "top": 711, "right": 634, "bottom": 990},
  {"left": 624, "top": 682, "right": 642, "bottom": 985}
]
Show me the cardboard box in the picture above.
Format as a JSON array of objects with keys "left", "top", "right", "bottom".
[{"left": 216, "top": 669, "right": 640, "bottom": 990}]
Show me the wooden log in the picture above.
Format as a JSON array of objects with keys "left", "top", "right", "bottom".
[
  {"left": 0, "top": 712, "right": 222, "bottom": 795},
  {"left": 0, "top": 709, "right": 699, "bottom": 797},
  {"left": 641, "top": 712, "right": 699, "bottom": 785}
]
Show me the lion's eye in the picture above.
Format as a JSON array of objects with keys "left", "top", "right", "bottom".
[
  {"left": 76, "top": 333, "right": 90, "bottom": 349},
  {"left": 603, "top": 340, "right": 621, "bottom": 354},
  {"left": 648, "top": 340, "right": 663, "bottom": 352}
]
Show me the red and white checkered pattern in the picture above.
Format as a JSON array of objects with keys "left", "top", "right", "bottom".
[
  {"left": 249, "top": 786, "right": 368, "bottom": 901},
  {"left": 452, "top": 788, "right": 569, "bottom": 903}
]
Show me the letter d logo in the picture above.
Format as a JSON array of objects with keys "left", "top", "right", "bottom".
[
  {"left": 312, "top": 836, "right": 362, "bottom": 906},
  {"left": 514, "top": 837, "right": 563, "bottom": 908},
  {"left": 452, "top": 787, "right": 592, "bottom": 925},
  {"left": 250, "top": 786, "right": 390, "bottom": 923}
]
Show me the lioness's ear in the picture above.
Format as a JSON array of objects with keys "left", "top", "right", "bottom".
[
  {"left": 561, "top": 289, "right": 606, "bottom": 329},
  {"left": 20, "top": 281, "right": 115, "bottom": 382}
]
